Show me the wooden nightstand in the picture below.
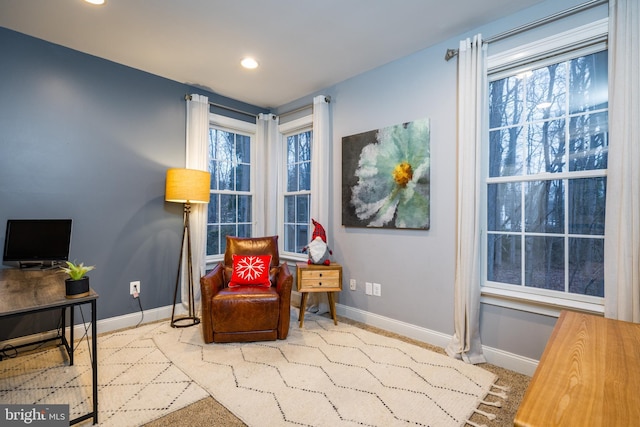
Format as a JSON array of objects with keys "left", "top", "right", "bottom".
[{"left": 296, "top": 262, "right": 342, "bottom": 327}]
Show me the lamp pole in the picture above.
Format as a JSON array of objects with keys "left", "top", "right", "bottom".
[{"left": 171, "top": 202, "right": 200, "bottom": 328}]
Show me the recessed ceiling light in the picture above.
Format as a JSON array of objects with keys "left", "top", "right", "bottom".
[
  {"left": 241, "top": 57, "right": 259, "bottom": 69},
  {"left": 85, "top": 0, "right": 105, "bottom": 5}
]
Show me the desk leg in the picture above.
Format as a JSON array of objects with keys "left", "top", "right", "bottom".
[
  {"left": 69, "top": 306, "right": 74, "bottom": 366},
  {"left": 91, "top": 299, "right": 98, "bottom": 425},
  {"left": 61, "top": 307, "right": 70, "bottom": 358},
  {"left": 299, "top": 293, "right": 308, "bottom": 328},
  {"left": 327, "top": 292, "right": 337, "bottom": 325}
]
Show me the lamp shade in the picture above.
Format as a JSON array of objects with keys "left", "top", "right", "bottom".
[{"left": 165, "top": 168, "right": 210, "bottom": 204}]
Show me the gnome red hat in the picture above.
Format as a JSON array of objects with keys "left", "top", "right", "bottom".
[{"left": 311, "top": 219, "right": 327, "bottom": 243}]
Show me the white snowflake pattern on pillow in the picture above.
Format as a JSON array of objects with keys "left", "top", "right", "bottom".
[{"left": 235, "top": 256, "right": 267, "bottom": 281}]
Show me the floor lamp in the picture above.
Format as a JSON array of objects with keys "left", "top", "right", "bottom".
[{"left": 165, "top": 168, "right": 210, "bottom": 328}]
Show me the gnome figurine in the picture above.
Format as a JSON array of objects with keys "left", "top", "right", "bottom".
[{"left": 304, "top": 219, "right": 332, "bottom": 265}]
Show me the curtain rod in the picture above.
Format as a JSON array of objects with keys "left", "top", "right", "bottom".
[
  {"left": 444, "top": 0, "right": 608, "bottom": 61},
  {"left": 184, "top": 94, "right": 259, "bottom": 118},
  {"left": 185, "top": 95, "right": 331, "bottom": 119},
  {"left": 279, "top": 96, "right": 331, "bottom": 119}
]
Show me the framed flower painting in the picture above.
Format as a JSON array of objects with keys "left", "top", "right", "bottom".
[{"left": 342, "top": 118, "right": 430, "bottom": 230}]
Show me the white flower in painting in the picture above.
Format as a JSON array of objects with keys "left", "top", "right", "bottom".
[
  {"left": 236, "top": 256, "right": 267, "bottom": 281},
  {"left": 351, "top": 119, "right": 430, "bottom": 228}
]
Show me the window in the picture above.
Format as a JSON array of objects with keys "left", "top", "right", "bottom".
[
  {"left": 280, "top": 117, "right": 312, "bottom": 256},
  {"left": 206, "top": 117, "right": 255, "bottom": 257},
  {"left": 483, "top": 20, "right": 608, "bottom": 311},
  {"left": 283, "top": 129, "right": 312, "bottom": 254}
]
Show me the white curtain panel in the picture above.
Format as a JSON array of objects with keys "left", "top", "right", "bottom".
[
  {"left": 184, "top": 94, "right": 209, "bottom": 310},
  {"left": 310, "top": 95, "right": 331, "bottom": 225},
  {"left": 256, "top": 113, "right": 280, "bottom": 236},
  {"left": 445, "top": 35, "right": 487, "bottom": 364},
  {"left": 255, "top": 114, "right": 268, "bottom": 236},
  {"left": 307, "top": 95, "right": 332, "bottom": 315},
  {"left": 604, "top": 0, "right": 640, "bottom": 322}
]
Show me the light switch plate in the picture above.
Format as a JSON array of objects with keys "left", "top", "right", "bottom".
[
  {"left": 365, "top": 282, "right": 373, "bottom": 295},
  {"left": 373, "top": 283, "right": 381, "bottom": 297}
]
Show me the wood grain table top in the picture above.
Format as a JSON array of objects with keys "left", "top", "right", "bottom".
[
  {"left": 514, "top": 310, "right": 640, "bottom": 427},
  {"left": 0, "top": 268, "right": 98, "bottom": 317}
]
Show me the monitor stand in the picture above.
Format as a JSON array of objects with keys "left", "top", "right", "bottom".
[{"left": 18, "top": 261, "right": 62, "bottom": 271}]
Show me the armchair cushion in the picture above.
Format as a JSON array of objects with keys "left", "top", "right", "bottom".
[
  {"left": 229, "top": 254, "right": 272, "bottom": 287},
  {"left": 210, "top": 286, "right": 279, "bottom": 332}
]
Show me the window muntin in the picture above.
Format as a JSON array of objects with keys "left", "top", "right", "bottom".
[
  {"left": 206, "top": 126, "right": 253, "bottom": 256},
  {"left": 485, "top": 46, "right": 608, "bottom": 302},
  {"left": 283, "top": 129, "right": 312, "bottom": 254}
]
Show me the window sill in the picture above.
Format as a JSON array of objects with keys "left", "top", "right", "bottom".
[
  {"left": 281, "top": 254, "right": 308, "bottom": 264},
  {"left": 480, "top": 287, "right": 604, "bottom": 318}
]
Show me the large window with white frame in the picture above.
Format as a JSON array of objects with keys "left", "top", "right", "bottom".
[
  {"left": 206, "top": 116, "right": 256, "bottom": 258},
  {"left": 482, "top": 19, "right": 608, "bottom": 312},
  {"left": 279, "top": 116, "right": 312, "bottom": 257}
]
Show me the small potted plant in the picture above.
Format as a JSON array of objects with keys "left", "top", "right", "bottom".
[{"left": 61, "top": 261, "right": 95, "bottom": 298}]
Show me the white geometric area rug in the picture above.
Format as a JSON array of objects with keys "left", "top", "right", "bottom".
[
  {"left": 0, "top": 322, "right": 208, "bottom": 426},
  {"left": 153, "top": 309, "right": 507, "bottom": 427}
]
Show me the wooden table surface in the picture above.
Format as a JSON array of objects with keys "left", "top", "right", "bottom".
[
  {"left": 514, "top": 310, "right": 640, "bottom": 426},
  {"left": 0, "top": 268, "right": 98, "bottom": 316}
]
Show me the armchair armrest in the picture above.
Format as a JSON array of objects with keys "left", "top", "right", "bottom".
[
  {"left": 275, "top": 262, "right": 293, "bottom": 339},
  {"left": 200, "top": 263, "right": 225, "bottom": 343}
]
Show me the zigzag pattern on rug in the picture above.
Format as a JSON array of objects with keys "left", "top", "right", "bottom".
[{"left": 153, "top": 309, "right": 507, "bottom": 427}]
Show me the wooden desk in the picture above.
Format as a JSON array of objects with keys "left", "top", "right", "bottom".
[
  {"left": 0, "top": 269, "right": 99, "bottom": 425},
  {"left": 514, "top": 310, "right": 640, "bottom": 427}
]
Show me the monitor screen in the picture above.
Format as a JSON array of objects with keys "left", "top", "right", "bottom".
[{"left": 3, "top": 219, "right": 73, "bottom": 268}]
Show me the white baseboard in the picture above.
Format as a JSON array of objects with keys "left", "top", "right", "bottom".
[
  {"left": 481, "top": 345, "right": 539, "bottom": 376},
  {"left": 94, "top": 304, "right": 185, "bottom": 334},
  {"left": 335, "top": 303, "right": 538, "bottom": 376}
]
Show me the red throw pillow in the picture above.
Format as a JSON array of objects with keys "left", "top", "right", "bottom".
[{"left": 228, "top": 254, "right": 272, "bottom": 288}]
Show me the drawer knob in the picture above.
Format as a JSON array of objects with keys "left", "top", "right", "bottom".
[
  {"left": 319, "top": 273, "right": 323, "bottom": 277},
  {"left": 319, "top": 282, "right": 322, "bottom": 286}
]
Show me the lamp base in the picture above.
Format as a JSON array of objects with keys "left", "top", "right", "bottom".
[{"left": 171, "top": 316, "right": 200, "bottom": 328}]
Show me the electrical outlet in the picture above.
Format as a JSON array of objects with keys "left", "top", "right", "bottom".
[
  {"left": 373, "top": 283, "right": 381, "bottom": 297},
  {"left": 365, "top": 282, "right": 373, "bottom": 295},
  {"left": 350, "top": 279, "right": 357, "bottom": 291},
  {"left": 130, "top": 281, "right": 141, "bottom": 297}
]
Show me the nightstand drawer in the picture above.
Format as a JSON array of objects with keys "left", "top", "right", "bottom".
[
  {"left": 300, "top": 275, "right": 340, "bottom": 290},
  {"left": 301, "top": 269, "right": 340, "bottom": 281}
]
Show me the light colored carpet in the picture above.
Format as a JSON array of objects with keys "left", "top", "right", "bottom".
[
  {"left": 0, "top": 322, "right": 209, "bottom": 426},
  {"left": 152, "top": 308, "right": 507, "bottom": 427}
]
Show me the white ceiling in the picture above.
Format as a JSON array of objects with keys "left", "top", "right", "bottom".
[{"left": 0, "top": 0, "right": 545, "bottom": 108}]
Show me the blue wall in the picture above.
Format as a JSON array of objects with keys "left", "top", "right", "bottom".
[{"left": 0, "top": 27, "right": 265, "bottom": 338}]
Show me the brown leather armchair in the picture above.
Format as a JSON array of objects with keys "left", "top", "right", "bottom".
[{"left": 200, "top": 235, "right": 293, "bottom": 343}]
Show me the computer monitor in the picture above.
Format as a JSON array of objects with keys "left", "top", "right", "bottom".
[{"left": 2, "top": 219, "right": 73, "bottom": 269}]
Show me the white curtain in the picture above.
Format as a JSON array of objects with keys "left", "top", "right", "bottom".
[
  {"left": 256, "top": 113, "right": 280, "bottom": 236},
  {"left": 184, "top": 93, "right": 209, "bottom": 310},
  {"left": 445, "top": 35, "right": 487, "bottom": 364},
  {"left": 310, "top": 95, "right": 331, "bottom": 224},
  {"left": 307, "top": 95, "right": 332, "bottom": 314},
  {"left": 604, "top": 0, "right": 640, "bottom": 322}
]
